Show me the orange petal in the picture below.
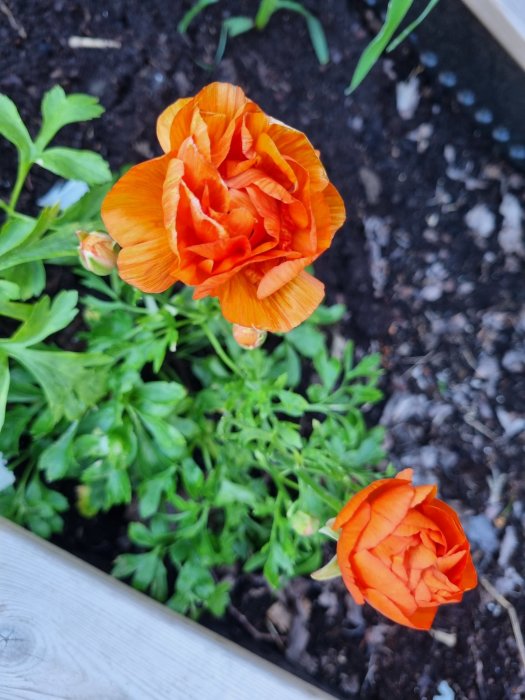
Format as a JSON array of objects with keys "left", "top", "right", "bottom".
[
  {"left": 396, "top": 468, "right": 414, "bottom": 482},
  {"left": 267, "top": 121, "right": 328, "bottom": 192},
  {"left": 255, "top": 132, "right": 297, "bottom": 189},
  {"left": 352, "top": 549, "right": 417, "bottom": 614},
  {"left": 257, "top": 258, "right": 312, "bottom": 299},
  {"left": 411, "top": 483, "right": 438, "bottom": 507},
  {"left": 101, "top": 155, "right": 177, "bottom": 293},
  {"left": 162, "top": 157, "right": 184, "bottom": 236},
  {"left": 365, "top": 588, "right": 424, "bottom": 627},
  {"left": 334, "top": 479, "right": 401, "bottom": 531},
  {"left": 195, "top": 82, "right": 249, "bottom": 119},
  {"left": 157, "top": 97, "right": 192, "bottom": 152},
  {"left": 358, "top": 483, "right": 414, "bottom": 550},
  {"left": 118, "top": 238, "right": 175, "bottom": 293},
  {"left": 405, "top": 606, "right": 438, "bottom": 631},
  {"left": 215, "top": 268, "right": 324, "bottom": 332}
]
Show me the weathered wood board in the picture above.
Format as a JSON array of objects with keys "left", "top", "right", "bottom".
[
  {"left": 0, "top": 517, "right": 333, "bottom": 700},
  {"left": 461, "top": 0, "right": 525, "bottom": 71}
]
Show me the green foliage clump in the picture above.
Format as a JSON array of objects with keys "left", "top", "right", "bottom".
[{"left": 1, "top": 274, "right": 386, "bottom": 616}]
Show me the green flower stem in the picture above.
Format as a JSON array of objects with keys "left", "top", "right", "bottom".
[
  {"left": 297, "top": 469, "right": 341, "bottom": 512},
  {"left": 202, "top": 324, "right": 242, "bottom": 376},
  {"left": 8, "top": 159, "right": 31, "bottom": 212}
]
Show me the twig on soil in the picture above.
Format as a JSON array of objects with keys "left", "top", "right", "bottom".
[
  {"left": 0, "top": 1, "right": 27, "bottom": 38},
  {"left": 68, "top": 36, "right": 121, "bottom": 49},
  {"left": 463, "top": 412, "right": 499, "bottom": 441},
  {"left": 480, "top": 576, "right": 525, "bottom": 673},
  {"left": 228, "top": 604, "right": 281, "bottom": 646}
]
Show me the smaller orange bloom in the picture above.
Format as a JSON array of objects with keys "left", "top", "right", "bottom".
[{"left": 331, "top": 469, "right": 477, "bottom": 630}]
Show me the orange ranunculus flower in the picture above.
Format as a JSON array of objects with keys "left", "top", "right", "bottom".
[
  {"left": 101, "top": 82, "right": 345, "bottom": 332},
  {"left": 333, "top": 469, "right": 477, "bottom": 630}
]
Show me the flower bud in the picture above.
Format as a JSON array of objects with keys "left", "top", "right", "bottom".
[
  {"left": 232, "top": 324, "right": 267, "bottom": 350},
  {"left": 289, "top": 509, "right": 320, "bottom": 537},
  {"left": 77, "top": 230, "right": 118, "bottom": 276}
]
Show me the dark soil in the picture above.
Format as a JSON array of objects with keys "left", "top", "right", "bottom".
[{"left": 2, "top": 0, "right": 525, "bottom": 698}]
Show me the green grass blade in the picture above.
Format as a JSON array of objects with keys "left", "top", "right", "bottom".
[
  {"left": 387, "top": 0, "right": 440, "bottom": 52},
  {"left": 177, "top": 0, "right": 219, "bottom": 35},
  {"left": 347, "top": 0, "right": 414, "bottom": 94},
  {"left": 255, "top": 0, "right": 279, "bottom": 30},
  {"left": 277, "top": 1, "right": 329, "bottom": 65}
]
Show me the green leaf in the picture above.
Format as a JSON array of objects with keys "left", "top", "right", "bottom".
[
  {"left": 313, "top": 352, "right": 341, "bottom": 393},
  {"left": 287, "top": 324, "right": 325, "bottom": 359},
  {"left": 181, "top": 457, "right": 204, "bottom": 499},
  {"left": 38, "top": 421, "right": 78, "bottom": 481},
  {"left": 0, "top": 218, "right": 35, "bottom": 258},
  {"left": 15, "top": 291, "right": 78, "bottom": 345},
  {"left": 2, "top": 291, "right": 78, "bottom": 348},
  {"left": 2, "top": 262, "right": 45, "bottom": 299},
  {"left": 277, "top": 389, "right": 309, "bottom": 417},
  {"left": 129, "top": 522, "right": 156, "bottom": 547},
  {"left": 138, "top": 413, "right": 186, "bottom": 459},
  {"left": 310, "top": 303, "right": 346, "bottom": 325},
  {"left": 0, "top": 230, "right": 77, "bottom": 270},
  {"left": 347, "top": 0, "right": 414, "bottom": 93},
  {"left": 215, "top": 479, "right": 257, "bottom": 507},
  {"left": 224, "top": 16, "right": 254, "bottom": 38},
  {"left": 0, "top": 352, "right": 10, "bottom": 432},
  {"left": 206, "top": 581, "right": 231, "bottom": 616},
  {"left": 37, "top": 148, "right": 111, "bottom": 185},
  {"left": 177, "top": 0, "right": 219, "bottom": 34},
  {"left": 0, "top": 94, "right": 33, "bottom": 160},
  {"left": 387, "top": 0, "right": 441, "bottom": 53},
  {"left": 37, "top": 86, "right": 104, "bottom": 149},
  {"left": 9, "top": 348, "right": 108, "bottom": 422}
]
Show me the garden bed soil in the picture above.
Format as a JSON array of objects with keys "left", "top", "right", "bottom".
[{"left": 1, "top": 1, "right": 525, "bottom": 698}]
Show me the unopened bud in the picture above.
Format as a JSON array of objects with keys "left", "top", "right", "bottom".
[
  {"left": 232, "top": 324, "right": 267, "bottom": 350},
  {"left": 290, "top": 510, "right": 320, "bottom": 537},
  {"left": 77, "top": 230, "right": 118, "bottom": 276}
]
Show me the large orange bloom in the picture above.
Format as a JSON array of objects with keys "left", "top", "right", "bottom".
[
  {"left": 334, "top": 469, "right": 477, "bottom": 630},
  {"left": 101, "top": 83, "right": 345, "bottom": 332}
]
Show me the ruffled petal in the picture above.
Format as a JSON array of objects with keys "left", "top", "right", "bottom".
[
  {"left": 352, "top": 549, "right": 417, "bottom": 614},
  {"left": 101, "top": 155, "right": 177, "bottom": 292},
  {"left": 195, "top": 82, "right": 249, "bottom": 120},
  {"left": 157, "top": 97, "right": 192, "bottom": 152},
  {"left": 215, "top": 268, "right": 324, "bottom": 332}
]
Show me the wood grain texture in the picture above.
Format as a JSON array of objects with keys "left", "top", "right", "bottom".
[
  {"left": 461, "top": 0, "right": 525, "bottom": 71},
  {"left": 0, "top": 518, "right": 333, "bottom": 700}
]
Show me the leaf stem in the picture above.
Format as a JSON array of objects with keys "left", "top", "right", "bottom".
[
  {"left": 8, "top": 160, "right": 31, "bottom": 212},
  {"left": 202, "top": 324, "right": 242, "bottom": 376}
]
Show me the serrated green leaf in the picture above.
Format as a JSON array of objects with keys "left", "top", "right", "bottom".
[
  {"left": 37, "top": 86, "right": 104, "bottom": 149},
  {"left": 277, "top": 389, "right": 309, "bottom": 417},
  {"left": 38, "top": 421, "right": 78, "bottom": 481},
  {"left": 9, "top": 348, "right": 108, "bottom": 422},
  {"left": 2, "top": 291, "right": 78, "bottom": 348},
  {"left": 0, "top": 94, "right": 33, "bottom": 160},
  {"left": 37, "top": 147, "right": 111, "bottom": 185}
]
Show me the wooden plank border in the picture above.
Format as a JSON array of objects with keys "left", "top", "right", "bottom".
[
  {"left": 460, "top": 0, "right": 525, "bottom": 72},
  {"left": 0, "top": 517, "right": 333, "bottom": 700}
]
